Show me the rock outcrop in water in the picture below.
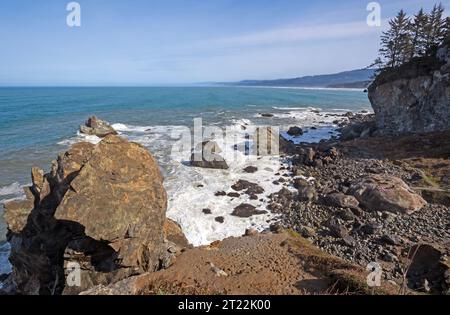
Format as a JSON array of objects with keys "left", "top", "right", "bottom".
[
  {"left": 79, "top": 116, "right": 118, "bottom": 138},
  {"left": 368, "top": 38, "right": 450, "bottom": 135},
  {"left": 190, "top": 140, "right": 229, "bottom": 170},
  {"left": 1, "top": 134, "right": 179, "bottom": 295}
]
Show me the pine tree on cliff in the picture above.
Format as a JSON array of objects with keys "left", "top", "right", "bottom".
[
  {"left": 409, "top": 8, "right": 429, "bottom": 58},
  {"left": 445, "top": 16, "right": 450, "bottom": 40},
  {"left": 379, "top": 10, "right": 411, "bottom": 68},
  {"left": 424, "top": 3, "right": 446, "bottom": 51}
]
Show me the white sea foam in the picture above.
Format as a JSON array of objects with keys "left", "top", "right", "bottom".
[
  {"left": 272, "top": 106, "right": 322, "bottom": 111},
  {"left": 52, "top": 118, "right": 341, "bottom": 247},
  {"left": 258, "top": 108, "right": 348, "bottom": 128},
  {"left": 58, "top": 131, "right": 102, "bottom": 146},
  {"left": 164, "top": 120, "right": 287, "bottom": 246},
  {"left": 281, "top": 127, "right": 339, "bottom": 144},
  {"left": 0, "top": 182, "right": 23, "bottom": 197},
  {"left": 111, "top": 123, "right": 152, "bottom": 133}
]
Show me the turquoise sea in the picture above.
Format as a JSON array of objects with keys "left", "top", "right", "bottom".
[{"left": 0, "top": 86, "right": 371, "bottom": 275}]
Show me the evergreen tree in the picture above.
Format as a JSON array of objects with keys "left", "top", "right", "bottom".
[
  {"left": 424, "top": 3, "right": 446, "bottom": 51},
  {"left": 444, "top": 16, "right": 450, "bottom": 39},
  {"left": 378, "top": 10, "right": 411, "bottom": 68},
  {"left": 409, "top": 8, "right": 429, "bottom": 58}
]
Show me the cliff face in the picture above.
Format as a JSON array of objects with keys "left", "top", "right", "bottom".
[{"left": 368, "top": 39, "right": 450, "bottom": 135}]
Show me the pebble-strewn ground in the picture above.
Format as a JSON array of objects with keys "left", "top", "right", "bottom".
[{"left": 266, "top": 130, "right": 450, "bottom": 294}]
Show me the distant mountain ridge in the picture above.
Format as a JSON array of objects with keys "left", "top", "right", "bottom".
[{"left": 225, "top": 69, "right": 375, "bottom": 88}]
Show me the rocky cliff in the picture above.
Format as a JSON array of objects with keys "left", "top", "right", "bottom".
[
  {"left": 1, "top": 135, "right": 185, "bottom": 295},
  {"left": 368, "top": 38, "right": 450, "bottom": 135}
]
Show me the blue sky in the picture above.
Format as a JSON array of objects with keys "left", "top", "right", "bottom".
[{"left": 0, "top": 0, "right": 448, "bottom": 86}]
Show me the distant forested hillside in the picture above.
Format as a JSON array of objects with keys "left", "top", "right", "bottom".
[{"left": 226, "top": 69, "right": 375, "bottom": 88}]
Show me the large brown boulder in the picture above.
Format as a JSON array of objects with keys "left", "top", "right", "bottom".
[
  {"left": 349, "top": 174, "right": 427, "bottom": 214},
  {"left": 2, "top": 135, "right": 171, "bottom": 295}
]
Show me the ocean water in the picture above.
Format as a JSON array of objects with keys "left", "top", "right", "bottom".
[{"left": 0, "top": 86, "right": 371, "bottom": 275}]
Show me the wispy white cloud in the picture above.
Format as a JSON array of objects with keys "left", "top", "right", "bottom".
[{"left": 211, "top": 20, "right": 387, "bottom": 47}]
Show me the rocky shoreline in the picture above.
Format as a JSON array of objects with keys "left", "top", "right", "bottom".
[
  {"left": 267, "top": 123, "right": 450, "bottom": 294},
  {"left": 0, "top": 112, "right": 448, "bottom": 295},
  {"left": 1, "top": 39, "right": 450, "bottom": 295}
]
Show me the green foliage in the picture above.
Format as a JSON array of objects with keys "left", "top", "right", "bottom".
[{"left": 375, "top": 3, "right": 448, "bottom": 70}]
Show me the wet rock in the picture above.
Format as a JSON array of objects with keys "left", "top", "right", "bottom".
[
  {"left": 215, "top": 216, "right": 225, "bottom": 224},
  {"left": 79, "top": 116, "right": 118, "bottom": 138},
  {"left": 190, "top": 140, "right": 229, "bottom": 170},
  {"left": 231, "top": 180, "right": 264, "bottom": 195},
  {"left": 243, "top": 166, "right": 258, "bottom": 173},
  {"left": 215, "top": 191, "right": 227, "bottom": 196},
  {"left": 287, "top": 126, "right": 304, "bottom": 136},
  {"left": 202, "top": 209, "right": 212, "bottom": 215},
  {"left": 349, "top": 174, "right": 427, "bottom": 214},
  {"left": 232, "top": 204, "right": 267, "bottom": 218},
  {"left": 260, "top": 113, "right": 274, "bottom": 118},
  {"left": 227, "top": 192, "right": 240, "bottom": 198}
]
